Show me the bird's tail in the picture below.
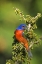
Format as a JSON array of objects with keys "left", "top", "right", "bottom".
[{"left": 28, "top": 49, "right": 33, "bottom": 59}]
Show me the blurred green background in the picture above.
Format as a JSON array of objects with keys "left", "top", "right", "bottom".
[{"left": 0, "top": 0, "right": 42, "bottom": 64}]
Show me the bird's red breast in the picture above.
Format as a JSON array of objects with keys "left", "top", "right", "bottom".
[{"left": 15, "top": 30, "right": 29, "bottom": 50}]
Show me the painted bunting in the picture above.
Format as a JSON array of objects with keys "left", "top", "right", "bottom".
[{"left": 14, "top": 24, "right": 32, "bottom": 59}]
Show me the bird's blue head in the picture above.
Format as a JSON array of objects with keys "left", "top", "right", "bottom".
[{"left": 16, "top": 24, "right": 26, "bottom": 30}]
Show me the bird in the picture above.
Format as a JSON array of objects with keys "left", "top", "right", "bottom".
[{"left": 14, "top": 24, "right": 32, "bottom": 59}]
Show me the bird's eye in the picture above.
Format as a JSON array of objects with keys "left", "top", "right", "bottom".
[
  {"left": 22, "top": 26, "right": 25, "bottom": 30},
  {"left": 22, "top": 26, "right": 25, "bottom": 28}
]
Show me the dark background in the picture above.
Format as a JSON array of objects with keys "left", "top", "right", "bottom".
[{"left": 0, "top": 0, "right": 42, "bottom": 64}]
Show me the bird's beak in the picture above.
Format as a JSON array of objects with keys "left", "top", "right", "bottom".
[
  {"left": 24, "top": 26, "right": 27, "bottom": 30},
  {"left": 24, "top": 26, "right": 26, "bottom": 30}
]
